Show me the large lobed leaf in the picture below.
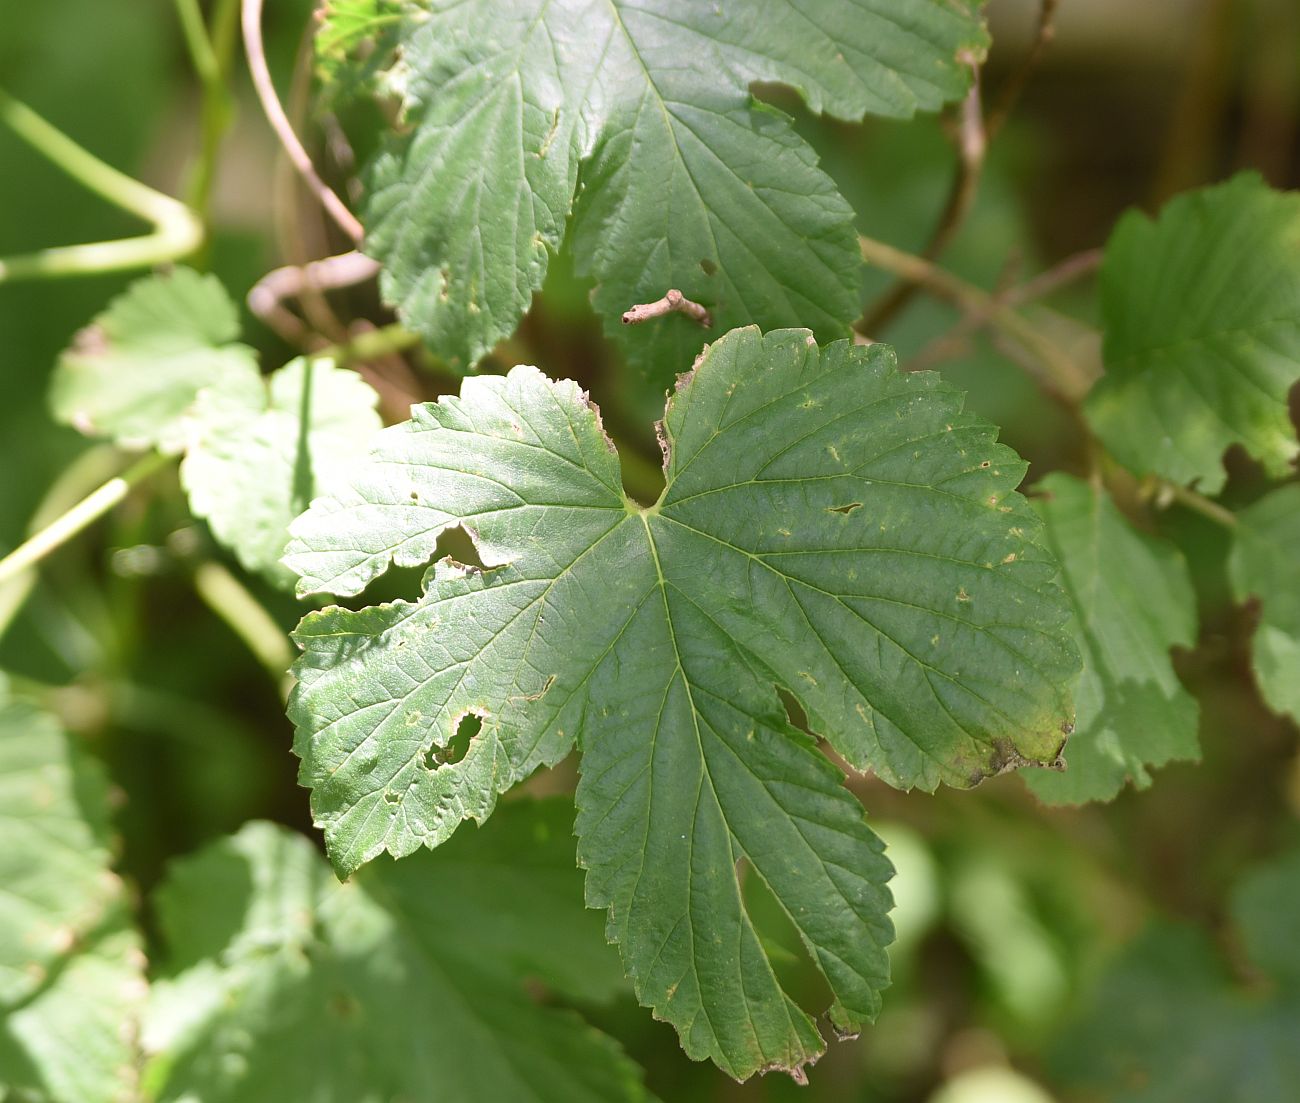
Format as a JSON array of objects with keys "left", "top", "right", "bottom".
[
  {"left": 1087, "top": 174, "right": 1300, "bottom": 493},
  {"left": 285, "top": 328, "right": 1079, "bottom": 1079},
  {"left": 0, "top": 692, "right": 147, "bottom": 1103},
  {"left": 1021, "top": 474, "right": 1199, "bottom": 804},
  {"left": 350, "top": 0, "right": 986, "bottom": 376},
  {"left": 142, "top": 801, "right": 647, "bottom": 1103},
  {"left": 1229, "top": 484, "right": 1300, "bottom": 723}
]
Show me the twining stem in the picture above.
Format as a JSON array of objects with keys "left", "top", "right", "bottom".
[
  {"left": 174, "top": 0, "right": 241, "bottom": 224},
  {"left": 191, "top": 561, "right": 294, "bottom": 690},
  {"left": 985, "top": 0, "right": 1060, "bottom": 140},
  {"left": 0, "top": 89, "right": 203, "bottom": 280},
  {"left": 248, "top": 250, "right": 382, "bottom": 345},
  {"left": 857, "top": 234, "right": 1091, "bottom": 402},
  {"left": 858, "top": 54, "right": 985, "bottom": 335},
  {"left": 243, "top": 0, "right": 364, "bottom": 242},
  {"left": 0, "top": 452, "right": 172, "bottom": 587}
]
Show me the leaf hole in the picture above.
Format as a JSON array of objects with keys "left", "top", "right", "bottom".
[
  {"left": 699, "top": 257, "right": 718, "bottom": 275},
  {"left": 424, "top": 710, "right": 484, "bottom": 770},
  {"left": 827, "top": 502, "right": 862, "bottom": 515},
  {"left": 434, "top": 524, "right": 486, "bottom": 570}
]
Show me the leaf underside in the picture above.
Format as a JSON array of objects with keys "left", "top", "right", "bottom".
[
  {"left": 285, "top": 327, "right": 1078, "bottom": 1079},
  {"left": 351, "top": 0, "right": 986, "bottom": 378},
  {"left": 1022, "top": 474, "right": 1199, "bottom": 805},
  {"left": 1087, "top": 173, "right": 1300, "bottom": 493}
]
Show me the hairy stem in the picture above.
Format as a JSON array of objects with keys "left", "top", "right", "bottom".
[
  {"left": 0, "top": 452, "right": 172, "bottom": 587},
  {"left": 0, "top": 89, "right": 203, "bottom": 280}
]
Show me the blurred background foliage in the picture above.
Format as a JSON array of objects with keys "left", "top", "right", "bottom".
[{"left": 1, "top": 0, "right": 1298, "bottom": 1100}]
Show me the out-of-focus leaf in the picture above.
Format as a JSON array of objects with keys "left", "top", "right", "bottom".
[
  {"left": 48, "top": 268, "right": 260, "bottom": 454},
  {"left": 1050, "top": 845, "right": 1300, "bottom": 1103},
  {"left": 142, "top": 803, "right": 648, "bottom": 1103},
  {"left": 0, "top": 690, "right": 147, "bottom": 1103},
  {"left": 180, "top": 358, "right": 381, "bottom": 586},
  {"left": 1086, "top": 174, "right": 1300, "bottom": 492},
  {"left": 1228, "top": 484, "right": 1300, "bottom": 722},
  {"left": 1022, "top": 474, "right": 1198, "bottom": 803}
]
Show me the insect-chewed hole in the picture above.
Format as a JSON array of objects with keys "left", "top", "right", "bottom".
[
  {"left": 828, "top": 502, "right": 862, "bottom": 515},
  {"left": 700, "top": 257, "right": 718, "bottom": 275},
  {"left": 424, "top": 711, "right": 483, "bottom": 770}
]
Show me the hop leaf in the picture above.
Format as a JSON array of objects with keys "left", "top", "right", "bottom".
[
  {"left": 1229, "top": 484, "right": 1300, "bottom": 722},
  {"left": 345, "top": 0, "right": 986, "bottom": 378},
  {"left": 1022, "top": 474, "right": 1199, "bottom": 804},
  {"left": 285, "top": 328, "right": 1079, "bottom": 1079},
  {"left": 1087, "top": 174, "right": 1300, "bottom": 492}
]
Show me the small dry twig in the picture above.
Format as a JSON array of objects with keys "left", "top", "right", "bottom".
[{"left": 621, "top": 289, "right": 712, "bottom": 328}]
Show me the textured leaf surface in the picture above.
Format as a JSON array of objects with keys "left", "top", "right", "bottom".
[
  {"left": 1229, "top": 485, "right": 1300, "bottom": 722},
  {"left": 1051, "top": 846, "right": 1300, "bottom": 1103},
  {"left": 180, "top": 358, "right": 382, "bottom": 586},
  {"left": 49, "top": 268, "right": 260, "bottom": 454},
  {"left": 1022, "top": 474, "right": 1198, "bottom": 804},
  {"left": 1087, "top": 174, "right": 1300, "bottom": 492},
  {"left": 0, "top": 694, "right": 146, "bottom": 1103},
  {"left": 356, "top": 0, "right": 985, "bottom": 375},
  {"left": 143, "top": 804, "right": 647, "bottom": 1103},
  {"left": 285, "top": 328, "right": 1078, "bottom": 1078}
]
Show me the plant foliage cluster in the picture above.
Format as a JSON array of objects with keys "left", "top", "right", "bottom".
[{"left": 0, "top": 1, "right": 1297, "bottom": 1101}]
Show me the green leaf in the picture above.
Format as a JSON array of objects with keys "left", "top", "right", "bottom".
[
  {"left": 180, "top": 357, "right": 382, "bottom": 586},
  {"left": 1232, "top": 843, "right": 1300, "bottom": 991},
  {"left": 49, "top": 268, "right": 261, "bottom": 454},
  {"left": 314, "top": 0, "right": 405, "bottom": 103},
  {"left": 1021, "top": 474, "right": 1199, "bottom": 804},
  {"left": 0, "top": 692, "right": 147, "bottom": 1103},
  {"left": 1086, "top": 173, "right": 1300, "bottom": 493},
  {"left": 1050, "top": 846, "right": 1300, "bottom": 1103},
  {"left": 143, "top": 804, "right": 648, "bottom": 1103},
  {"left": 355, "top": 0, "right": 986, "bottom": 375},
  {"left": 285, "top": 328, "right": 1078, "bottom": 1079},
  {"left": 1228, "top": 485, "right": 1300, "bottom": 722}
]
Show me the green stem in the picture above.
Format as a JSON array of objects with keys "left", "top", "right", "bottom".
[
  {"left": 1159, "top": 480, "right": 1238, "bottom": 528},
  {"left": 191, "top": 560, "right": 294, "bottom": 690},
  {"left": 0, "top": 452, "right": 172, "bottom": 586},
  {"left": 0, "top": 89, "right": 203, "bottom": 280},
  {"left": 174, "top": 0, "right": 240, "bottom": 229},
  {"left": 315, "top": 322, "right": 424, "bottom": 365}
]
